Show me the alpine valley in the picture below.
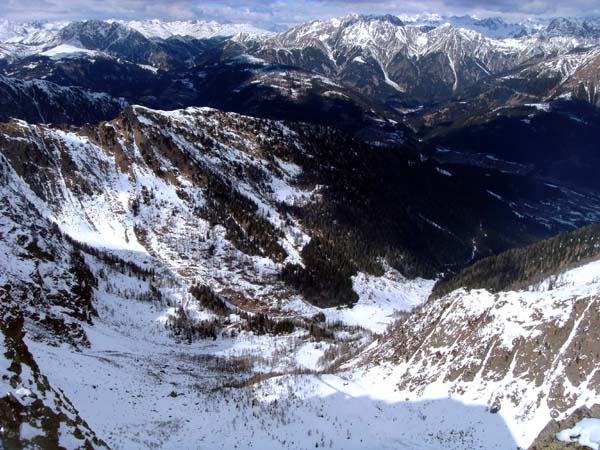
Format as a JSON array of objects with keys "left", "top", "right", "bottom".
[{"left": 0, "top": 12, "right": 599, "bottom": 450}]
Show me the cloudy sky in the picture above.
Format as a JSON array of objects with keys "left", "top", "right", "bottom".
[{"left": 2, "top": 0, "right": 599, "bottom": 29}]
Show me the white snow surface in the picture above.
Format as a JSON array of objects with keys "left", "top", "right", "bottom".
[
  {"left": 355, "top": 259, "right": 600, "bottom": 449},
  {"left": 25, "top": 263, "right": 514, "bottom": 450},
  {"left": 333, "top": 268, "right": 434, "bottom": 333},
  {"left": 40, "top": 44, "right": 99, "bottom": 59},
  {"left": 1, "top": 105, "right": 598, "bottom": 449},
  {"left": 0, "top": 20, "right": 68, "bottom": 44},
  {"left": 557, "top": 418, "right": 600, "bottom": 449}
]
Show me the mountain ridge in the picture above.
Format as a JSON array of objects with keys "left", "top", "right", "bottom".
[{"left": 350, "top": 224, "right": 600, "bottom": 449}]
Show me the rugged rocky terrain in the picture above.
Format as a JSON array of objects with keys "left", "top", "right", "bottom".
[
  {"left": 352, "top": 224, "right": 600, "bottom": 449},
  {"left": 0, "top": 103, "right": 597, "bottom": 449},
  {"left": 0, "top": 13, "right": 599, "bottom": 450},
  {"left": 238, "top": 15, "right": 600, "bottom": 107}
]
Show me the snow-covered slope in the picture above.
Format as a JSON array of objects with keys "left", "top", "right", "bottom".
[
  {"left": 0, "top": 106, "right": 308, "bottom": 295},
  {"left": 0, "top": 119, "right": 516, "bottom": 448},
  {"left": 0, "top": 102, "right": 598, "bottom": 448},
  {"left": 13, "top": 232, "right": 509, "bottom": 450},
  {"left": 0, "top": 106, "right": 462, "bottom": 448},
  {"left": 0, "top": 105, "right": 453, "bottom": 315},
  {"left": 353, "top": 225, "right": 600, "bottom": 449},
  {"left": 0, "top": 306, "right": 109, "bottom": 449}
]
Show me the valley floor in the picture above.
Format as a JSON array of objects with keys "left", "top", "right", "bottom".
[{"left": 26, "top": 277, "right": 517, "bottom": 450}]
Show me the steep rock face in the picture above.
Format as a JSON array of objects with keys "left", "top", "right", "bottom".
[
  {"left": 0, "top": 148, "right": 108, "bottom": 447},
  {"left": 355, "top": 226, "right": 600, "bottom": 448},
  {"left": 250, "top": 15, "right": 499, "bottom": 102},
  {"left": 558, "top": 49, "right": 600, "bottom": 106},
  {"left": 0, "top": 147, "right": 101, "bottom": 347},
  {"left": 530, "top": 404, "right": 600, "bottom": 449},
  {"left": 0, "top": 108, "right": 307, "bottom": 295},
  {"left": 0, "top": 307, "right": 109, "bottom": 450},
  {"left": 461, "top": 46, "right": 600, "bottom": 111}
]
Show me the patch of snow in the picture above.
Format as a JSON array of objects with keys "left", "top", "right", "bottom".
[
  {"left": 525, "top": 102, "right": 550, "bottom": 112},
  {"left": 230, "top": 54, "right": 267, "bottom": 65},
  {"left": 40, "top": 44, "right": 98, "bottom": 59},
  {"left": 436, "top": 167, "right": 453, "bottom": 176},
  {"left": 382, "top": 67, "right": 404, "bottom": 92},
  {"left": 486, "top": 190, "right": 504, "bottom": 201},
  {"left": 557, "top": 418, "right": 600, "bottom": 450},
  {"left": 323, "top": 267, "right": 435, "bottom": 333}
]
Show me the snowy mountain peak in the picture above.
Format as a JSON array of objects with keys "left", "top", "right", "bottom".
[
  {"left": 0, "top": 19, "right": 69, "bottom": 45},
  {"left": 350, "top": 14, "right": 405, "bottom": 26},
  {"left": 0, "top": 18, "right": 273, "bottom": 47},
  {"left": 114, "top": 19, "right": 274, "bottom": 40},
  {"left": 400, "top": 14, "right": 548, "bottom": 38}
]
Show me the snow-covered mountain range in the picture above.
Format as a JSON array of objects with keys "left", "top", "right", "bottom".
[
  {"left": 0, "top": 19, "right": 69, "bottom": 44},
  {"left": 2, "top": 14, "right": 598, "bottom": 44},
  {"left": 114, "top": 19, "right": 274, "bottom": 40},
  {"left": 399, "top": 13, "right": 545, "bottom": 38},
  {"left": 2, "top": 15, "right": 600, "bottom": 107},
  {"left": 241, "top": 14, "right": 600, "bottom": 106},
  {"left": 1, "top": 11, "right": 600, "bottom": 450},
  {"left": 0, "top": 18, "right": 272, "bottom": 44}
]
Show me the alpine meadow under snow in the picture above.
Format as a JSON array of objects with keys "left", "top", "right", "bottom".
[{"left": 0, "top": 8, "right": 599, "bottom": 450}]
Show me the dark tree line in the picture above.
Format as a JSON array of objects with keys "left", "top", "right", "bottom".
[
  {"left": 432, "top": 223, "right": 600, "bottom": 298},
  {"left": 197, "top": 175, "right": 287, "bottom": 262}
]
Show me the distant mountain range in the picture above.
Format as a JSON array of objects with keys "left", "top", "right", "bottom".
[
  {"left": 2, "top": 14, "right": 600, "bottom": 106},
  {"left": 2, "top": 14, "right": 600, "bottom": 43}
]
